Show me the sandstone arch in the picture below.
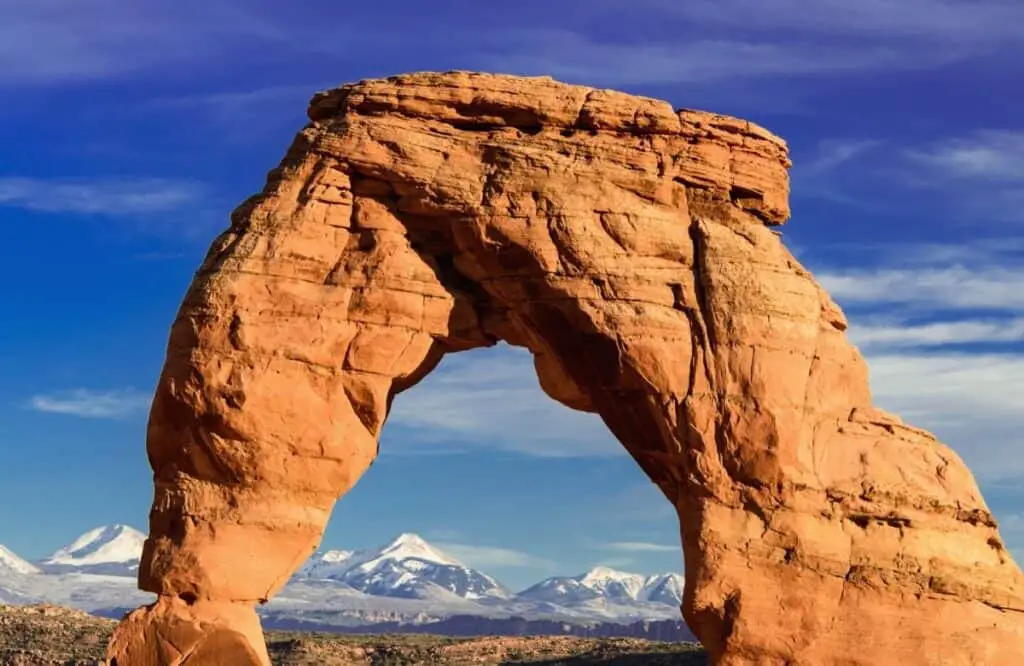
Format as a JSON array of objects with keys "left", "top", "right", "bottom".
[{"left": 107, "top": 72, "right": 1024, "bottom": 665}]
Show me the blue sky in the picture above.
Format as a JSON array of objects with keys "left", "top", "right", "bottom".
[{"left": 0, "top": 0, "right": 1022, "bottom": 591}]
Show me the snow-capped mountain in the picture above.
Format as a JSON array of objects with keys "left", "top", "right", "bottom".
[
  {"left": 641, "top": 572, "right": 685, "bottom": 606},
  {"left": 298, "top": 549, "right": 356, "bottom": 579},
  {"left": 0, "top": 527, "right": 689, "bottom": 638},
  {"left": 299, "top": 533, "right": 509, "bottom": 600},
  {"left": 0, "top": 544, "right": 40, "bottom": 576},
  {"left": 519, "top": 567, "right": 684, "bottom": 607},
  {"left": 39, "top": 525, "right": 145, "bottom": 575}
]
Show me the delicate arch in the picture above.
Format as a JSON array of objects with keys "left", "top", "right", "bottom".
[{"left": 108, "top": 72, "right": 1024, "bottom": 666}]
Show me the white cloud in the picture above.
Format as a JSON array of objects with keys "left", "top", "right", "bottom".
[
  {"left": 386, "top": 346, "right": 622, "bottom": 458},
  {"left": 819, "top": 265, "right": 1024, "bottom": 312},
  {"left": 0, "top": 0, "right": 286, "bottom": 86},
  {"left": 0, "top": 177, "right": 204, "bottom": 216},
  {"left": 602, "top": 541, "right": 679, "bottom": 553},
  {"left": 897, "top": 130, "right": 1024, "bottom": 220},
  {"left": 868, "top": 353, "right": 1023, "bottom": 422},
  {"left": 794, "top": 130, "right": 1024, "bottom": 221},
  {"left": 435, "top": 542, "right": 556, "bottom": 570},
  {"left": 905, "top": 130, "right": 1024, "bottom": 182},
  {"left": 26, "top": 388, "right": 151, "bottom": 419},
  {"left": 850, "top": 318, "right": 1024, "bottom": 349}
]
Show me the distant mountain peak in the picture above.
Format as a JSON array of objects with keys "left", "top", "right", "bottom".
[
  {"left": 297, "top": 533, "right": 507, "bottom": 601},
  {"left": 0, "top": 544, "right": 40, "bottom": 575},
  {"left": 518, "top": 566, "right": 684, "bottom": 607},
  {"left": 318, "top": 549, "right": 354, "bottom": 563},
  {"left": 43, "top": 524, "right": 145, "bottom": 567},
  {"left": 376, "top": 533, "right": 461, "bottom": 567}
]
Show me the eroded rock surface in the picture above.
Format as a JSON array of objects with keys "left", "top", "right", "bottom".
[{"left": 108, "top": 72, "right": 1024, "bottom": 665}]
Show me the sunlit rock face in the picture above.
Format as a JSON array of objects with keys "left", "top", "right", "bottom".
[{"left": 106, "top": 72, "right": 1024, "bottom": 666}]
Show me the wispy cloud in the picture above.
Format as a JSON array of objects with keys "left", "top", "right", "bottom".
[
  {"left": 803, "top": 139, "right": 883, "bottom": 176},
  {"left": 622, "top": 0, "right": 1024, "bottom": 46},
  {"left": 819, "top": 265, "right": 1024, "bottom": 313},
  {"left": 144, "top": 84, "right": 331, "bottom": 139},
  {"left": 7, "top": 0, "right": 1019, "bottom": 94},
  {"left": 0, "top": 0, "right": 286, "bottom": 86},
  {"left": 498, "top": 0, "right": 1024, "bottom": 89},
  {"left": 868, "top": 353, "right": 1024, "bottom": 422},
  {"left": 858, "top": 238, "right": 1024, "bottom": 266},
  {"left": 792, "top": 138, "right": 885, "bottom": 205},
  {"left": 436, "top": 542, "right": 556, "bottom": 570},
  {"left": 898, "top": 130, "right": 1024, "bottom": 220},
  {"left": 385, "top": 346, "right": 622, "bottom": 458},
  {"left": 794, "top": 130, "right": 1024, "bottom": 222},
  {"left": 851, "top": 318, "right": 1024, "bottom": 349},
  {"left": 905, "top": 130, "right": 1024, "bottom": 182},
  {"left": 601, "top": 541, "right": 679, "bottom": 553},
  {"left": 0, "top": 177, "right": 204, "bottom": 216},
  {"left": 148, "top": 84, "right": 328, "bottom": 118},
  {"left": 26, "top": 388, "right": 151, "bottom": 419},
  {"left": 479, "top": 31, "right": 960, "bottom": 88}
]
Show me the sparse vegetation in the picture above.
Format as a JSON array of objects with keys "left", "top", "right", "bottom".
[{"left": 0, "top": 604, "right": 707, "bottom": 665}]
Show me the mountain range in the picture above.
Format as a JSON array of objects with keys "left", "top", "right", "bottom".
[
  {"left": 0, "top": 526, "right": 692, "bottom": 640},
  {"left": 298, "top": 533, "right": 510, "bottom": 601}
]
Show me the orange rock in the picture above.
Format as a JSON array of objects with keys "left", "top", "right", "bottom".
[{"left": 107, "top": 72, "right": 1024, "bottom": 665}]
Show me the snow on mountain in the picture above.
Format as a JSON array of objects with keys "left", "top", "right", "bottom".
[
  {"left": 518, "top": 567, "right": 683, "bottom": 607},
  {"left": 298, "top": 533, "right": 509, "bottom": 601},
  {"left": 3, "top": 526, "right": 686, "bottom": 630},
  {"left": 371, "top": 533, "right": 462, "bottom": 567},
  {"left": 298, "top": 549, "right": 356, "bottom": 579},
  {"left": 39, "top": 525, "right": 145, "bottom": 575},
  {"left": 641, "top": 572, "right": 684, "bottom": 606},
  {"left": 578, "top": 567, "right": 648, "bottom": 601},
  {"left": 0, "top": 544, "right": 40, "bottom": 576}
]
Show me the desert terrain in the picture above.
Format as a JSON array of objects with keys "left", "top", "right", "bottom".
[{"left": 0, "top": 604, "right": 706, "bottom": 665}]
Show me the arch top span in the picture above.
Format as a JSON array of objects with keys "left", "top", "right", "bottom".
[{"left": 108, "top": 72, "right": 1024, "bottom": 666}]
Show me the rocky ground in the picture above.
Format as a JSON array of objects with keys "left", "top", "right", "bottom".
[{"left": 0, "top": 604, "right": 707, "bottom": 665}]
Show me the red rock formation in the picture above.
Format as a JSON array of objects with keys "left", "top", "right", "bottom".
[{"left": 107, "top": 72, "right": 1024, "bottom": 665}]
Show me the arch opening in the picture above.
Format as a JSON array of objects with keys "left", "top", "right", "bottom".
[
  {"left": 107, "top": 72, "right": 1024, "bottom": 666},
  {"left": 315, "top": 340, "right": 684, "bottom": 608}
]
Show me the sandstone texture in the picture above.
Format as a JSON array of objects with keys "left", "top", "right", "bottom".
[{"left": 108, "top": 72, "right": 1024, "bottom": 665}]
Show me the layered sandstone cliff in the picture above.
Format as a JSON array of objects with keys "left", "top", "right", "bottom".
[{"left": 107, "top": 72, "right": 1024, "bottom": 666}]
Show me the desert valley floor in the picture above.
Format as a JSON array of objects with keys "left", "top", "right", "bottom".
[{"left": 0, "top": 604, "right": 707, "bottom": 666}]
